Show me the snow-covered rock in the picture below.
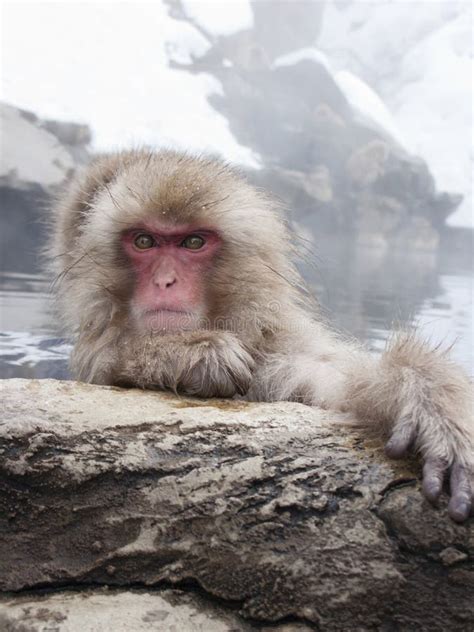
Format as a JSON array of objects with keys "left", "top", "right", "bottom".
[
  {"left": 0, "top": 102, "right": 91, "bottom": 273},
  {"left": 318, "top": 1, "right": 472, "bottom": 227},
  {"left": 274, "top": 47, "right": 331, "bottom": 72},
  {"left": 0, "top": 0, "right": 469, "bottom": 238},
  {"left": 333, "top": 71, "right": 406, "bottom": 148},
  {"left": 0, "top": 103, "right": 75, "bottom": 189},
  {"left": 169, "top": 2, "right": 460, "bottom": 248}
]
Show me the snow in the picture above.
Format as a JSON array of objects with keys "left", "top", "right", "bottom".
[
  {"left": 273, "top": 48, "right": 406, "bottom": 148},
  {"left": 181, "top": 0, "right": 253, "bottom": 37},
  {"left": 318, "top": 1, "right": 473, "bottom": 228},
  {"left": 393, "top": 11, "right": 473, "bottom": 228},
  {"left": 0, "top": 1, "right": 259, "bottom": 168},
  {"left": 333, "top": 71, "right": 406, "bottom": 148},
  {"left": 273, "top": 47, "right": 332, "bottom": 73},
  {"left": 164, "top": 19, "right": 212, "bottom": 65}
]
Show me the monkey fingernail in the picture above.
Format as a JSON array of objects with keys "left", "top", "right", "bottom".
[
  {"left": 385, "top": 441, "right": 405, "bottom": 459},
  {"left": 385, "top": 423, "right": 416, "bottom": 459},
  {"left": 422, "top": 479, "right": 442, "bottom": 503},
  {"left": 385, "top": 436, "right": 410, "bottom": 459},
  {"left": 422, "top": 459, "right": 447, "bottom": 502},
  {"left": 448, "top": 499, "right": 471, "bottom": 523}
]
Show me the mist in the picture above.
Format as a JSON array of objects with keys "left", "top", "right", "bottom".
[{"left": 0, "top": 0, "right": 472, "bottom": 377}]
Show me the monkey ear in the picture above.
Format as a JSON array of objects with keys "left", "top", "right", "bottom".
[
  {"left": 66, "top": 153, "right": 124, "bottom": 219},
  {"left": 52, "top": 153, "right": 126, "bottom": 247}
]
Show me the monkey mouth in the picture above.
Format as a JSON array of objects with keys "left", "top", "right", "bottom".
[
  {"left": 146, "top": 308, "right": 191, "bottom": 315},
  {"left": 138, "top": 308, "right": 200, "bottom": 332}
]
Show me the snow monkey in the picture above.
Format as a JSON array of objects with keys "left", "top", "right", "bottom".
[{"left": 50, "top": 149, "right": 473, "bottom": 522}]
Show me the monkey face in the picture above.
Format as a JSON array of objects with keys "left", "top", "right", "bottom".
[{"left": 121, "top": 221, "right": 221, "bottom": 332}]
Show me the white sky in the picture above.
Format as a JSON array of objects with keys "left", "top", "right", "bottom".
[
  {"left": 181, "top": 0, "right": 253, "bottom": 36},
  {"left": 0, "top": 0, "right": 259, "bottom": 166}
]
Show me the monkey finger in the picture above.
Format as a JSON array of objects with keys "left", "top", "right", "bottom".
[
  {"left": 422, "top": 458, "right": 447, "bottom": 503},
  {"left": 447, "top": 462, "right": 472, "bottom": 523},
  {"left": 385, "top": 423, "right": 417, "bottom": 459}
]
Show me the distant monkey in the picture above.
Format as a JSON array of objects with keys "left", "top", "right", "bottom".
[{"left": 50, "top": 150, "right": 473, "bottom": 522}]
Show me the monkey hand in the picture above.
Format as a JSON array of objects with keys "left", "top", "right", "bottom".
[
  {"left": 116, "top": 330, "right": 255, "bottom": 399},
  {"left": 174, "top": 331, "right": 255, "bottom": 398},
  {"left": 385, "top": 410, "right": 473, "bottom": 523}
]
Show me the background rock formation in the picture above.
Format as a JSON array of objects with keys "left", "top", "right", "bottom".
[
  {"left": 167, "top": 0, "right": 462, "bottom": 248},
  {"left": 1, "top": 379, "right": 472, "bottom": 630},
  {"left": 1, "top": 2, "right": 467, "bottom": 262},
  {"left": 0, "top": 103, "right": 91, "bottom": 272}
]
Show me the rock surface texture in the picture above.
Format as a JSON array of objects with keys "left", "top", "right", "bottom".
[{"left": 0, "top": 379, "right": 472, "bottom": 631}]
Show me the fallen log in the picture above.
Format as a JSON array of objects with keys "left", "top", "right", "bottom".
[{"left": 0, "top": 379, "right": 472, "bottom": 631}]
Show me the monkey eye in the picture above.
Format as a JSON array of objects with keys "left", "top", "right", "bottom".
[
  {"left": 181, "top": 235, "right": 205, "bottom": 250},
  {"left": 133, "top": 233, "right": 155, "bottom": 250}
]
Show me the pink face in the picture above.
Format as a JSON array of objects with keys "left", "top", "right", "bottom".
[{"left": 122, "top": 223, "right": 221, "bottom": 332}]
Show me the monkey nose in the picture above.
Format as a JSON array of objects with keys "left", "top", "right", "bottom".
[{"left": 153, "top": 273, "right": 177, "bottom": 290}]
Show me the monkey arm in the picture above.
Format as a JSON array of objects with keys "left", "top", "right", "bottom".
[
  {"left": 74, "top": 329, "right": 255, "bottom": 399},
  {"left": 346, "top": 334, "right": 473, "bottom": 522},
  {"left": 250, "top": 328, "right": 473, "bottom": 522}
]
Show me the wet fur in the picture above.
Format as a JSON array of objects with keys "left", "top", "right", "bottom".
[{"left": 50, "top": 149, "right": 473, "bottom": 506}]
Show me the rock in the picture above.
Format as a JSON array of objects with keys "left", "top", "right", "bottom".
[
  {"left": 276, "top": 165, "right": 333, "bottom": 203},
  {"left": 251, "top": 0, "right": 325, "bottom": 61},
  {"left": 0, "top": 378, "right": 472, "bottom": 631},
  {"left": 0, "top": 588, "right": 272, "bottom": 632},
  {"left": 0, "top": 102, "right": 91, "bottom": 192},
  {"left": 439, "top": 548, "right": 469, "bottom": 567},
  {"left": 170, "top": 1, "right": 462, "bottom": 248},
  {"left": 41, "top": 119, "right": 91, "bottom": 163},
  {"left": 0, "top": 102, "right": 91, "bottom": 272},
  {"left": 346, "top": 140, "right": 390, "bottom": 187},
  {"left": 0, "top": 103, "right": 75, "bottom": 190},
  {"left": 41, "top": 119, "right": 91, "bottom": 148}
]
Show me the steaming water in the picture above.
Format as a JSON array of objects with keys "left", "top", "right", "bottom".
[{"left": 1, "top": 232, "right": 472, "bottom": 380}]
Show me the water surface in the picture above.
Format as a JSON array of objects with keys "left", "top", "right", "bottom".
[{"left": 1, "top": 231, "right": 472, "bottom": 379}]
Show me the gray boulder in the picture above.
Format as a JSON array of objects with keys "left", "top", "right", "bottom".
[{"left": 0, "top": 379, "right": 472, "bottom": 630}]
